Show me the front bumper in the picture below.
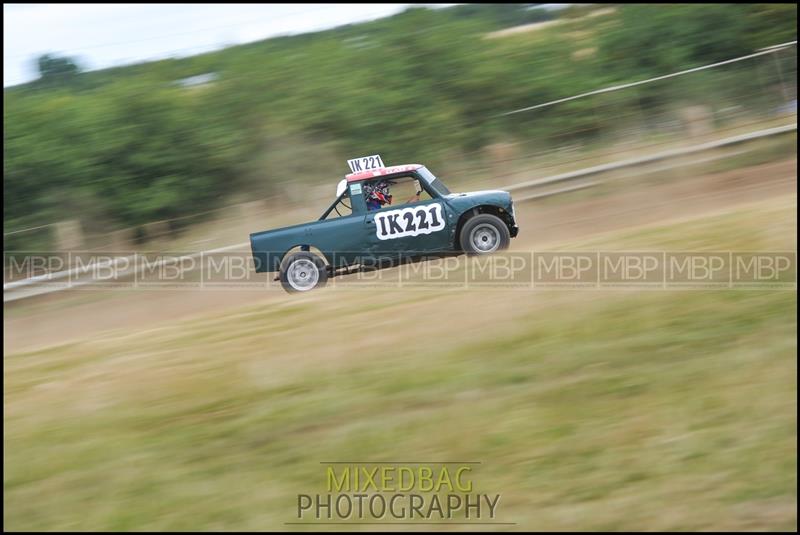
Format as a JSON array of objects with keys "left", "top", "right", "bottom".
[{"left": 510, "top": 225, "right": 519, "bottom": 238}]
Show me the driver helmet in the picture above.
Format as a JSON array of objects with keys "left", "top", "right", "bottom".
[{"left": 365, "top": 180, "right": 393, "bottom": 207}]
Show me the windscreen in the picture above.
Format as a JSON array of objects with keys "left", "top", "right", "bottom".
[{"left": 417, "top": 167, "right": 451, "bottom": 196}]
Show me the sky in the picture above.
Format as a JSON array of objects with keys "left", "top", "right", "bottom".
[{"left": 3, "top": 3, "right": 445, "bottom": 87}]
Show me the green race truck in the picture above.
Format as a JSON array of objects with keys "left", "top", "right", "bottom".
[{"left": 250, "top": 159, "right": 519, "bottom": 293}]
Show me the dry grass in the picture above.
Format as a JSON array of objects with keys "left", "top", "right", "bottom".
[{"left": 4, "top": 197, "right": 797, "bottom": 531}]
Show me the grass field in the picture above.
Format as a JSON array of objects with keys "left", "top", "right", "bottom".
[{"left": 4, "top": 197, "right": 797, "bottom": 531}]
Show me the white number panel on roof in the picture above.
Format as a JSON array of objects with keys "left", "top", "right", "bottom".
[{"left": 347, "top": 155, "right": 385, "bottom": 173}]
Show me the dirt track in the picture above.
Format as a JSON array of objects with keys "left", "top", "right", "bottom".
[{"left": 4, "top": 157, "right": 797, "bottom": 354}]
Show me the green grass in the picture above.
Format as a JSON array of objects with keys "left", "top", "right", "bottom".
[{"left": 4, "top": 200, "right": 797, "bottom": 531}]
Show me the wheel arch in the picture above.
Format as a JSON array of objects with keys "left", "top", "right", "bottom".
[
  {"left": 279, "top": 245, "right": 331, "bottom": 270},
  {"left": 453, "top": 205, "right": 515, "bottom": 251}
]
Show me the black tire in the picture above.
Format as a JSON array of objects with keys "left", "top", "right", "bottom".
[
  {"left": 459, "top": 214, "right": 511, "bottom": 256},
  {"left": 279, "top": 252, "right": 328, "bottom": 293}
]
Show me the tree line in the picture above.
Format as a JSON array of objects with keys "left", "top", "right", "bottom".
[{"left": 4, "top": 4, "right": 796, "bottom": 247}]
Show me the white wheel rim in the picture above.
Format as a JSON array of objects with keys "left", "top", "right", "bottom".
[
  {"left": 470, "top": 223, "right": 500, "bottom": 253},
  {"left": 287, "top": 259, "right": 319, "bottom": 291}
]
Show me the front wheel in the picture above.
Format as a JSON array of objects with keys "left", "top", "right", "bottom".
[
  {"left": 459, "top": 214, "right": 511, "bottom": 256},
  {"left": 279, "top": 252, "right": 328, "bottom": 293}
]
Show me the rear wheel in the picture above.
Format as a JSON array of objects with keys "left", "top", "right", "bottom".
[
  {"left": 459, "top": 214, "right": 511, "bottom": 255},
  {"left": 279, "top": 252, "right": 328, "bottom": 293}
]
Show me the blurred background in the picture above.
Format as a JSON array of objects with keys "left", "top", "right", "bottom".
[
  {"left": 4, "top": 3, "right": 797, "bottom": 252},
  {"left": 4, "top": 3, "right": 797, "bottom": 531}
]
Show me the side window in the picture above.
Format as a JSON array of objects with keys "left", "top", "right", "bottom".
[
  {"left": 322, "top": 192, "right": 352, "bottom": 220},
  {"left": 363, "top": 175, "right": 432, "bottom": 211}
]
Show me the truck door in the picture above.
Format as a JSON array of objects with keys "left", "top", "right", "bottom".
[{"left": 362, "top": 174, "right": 455, "bottom": 264}]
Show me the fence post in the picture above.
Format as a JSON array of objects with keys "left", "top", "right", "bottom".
[{"left": 54, "top": 220, "right": 84, "bottom": 251}]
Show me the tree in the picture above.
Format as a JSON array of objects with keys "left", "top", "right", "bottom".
[
  {"left": 598, "top": 4, "right": 752, "bottom": 79},
  {"left": 35, "top": 53, "right": 82, "bottom": 87}
]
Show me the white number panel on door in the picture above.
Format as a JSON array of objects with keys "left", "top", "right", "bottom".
[{"left": 374, "top": 203, "right": 445, "bottom": 241}]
